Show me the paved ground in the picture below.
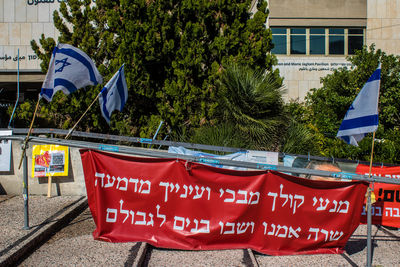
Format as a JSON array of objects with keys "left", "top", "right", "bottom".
[{"left": 1, "top": 195, "right": 400, "bottom": 267}]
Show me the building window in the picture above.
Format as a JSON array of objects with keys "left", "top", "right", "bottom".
[
  {"left": 348, "top": 28, "right": 364, "bottom": 55},
  {"left": 271, "top": 28, "right": 287, "bottom": 54},
  {"left": 329, "top": 28, "right": 344, "bottom": 55},
  {"left": 290, "top": 28, "right": 306, "bottom": 54},
  {"left": 310, "top": 28, "right": 325, "bottom": 55},
  {"left": 271, "top": 27, "right": 364, "bottom": 56}
]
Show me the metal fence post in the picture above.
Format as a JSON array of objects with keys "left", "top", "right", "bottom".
[{"left": 22, "top": 143, "right": 30, "bottom": 230}]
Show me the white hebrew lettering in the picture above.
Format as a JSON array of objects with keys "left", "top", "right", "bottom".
[
  {"left": 394, "top": 208, "right": 400, "bottom": 217},
  {"left": 329, "top": 231, "right": 343, "bottom": 241},
  {"left": 279, "top": 184, "right": 289, "bottom": 207},
  {"left": 186, "top": 218, "right": 191, "bottom": 227},
  {"left": 236, "top": 222, "right": 248, "bottom": 234},
  {"left": 288, "top": 194, "right": 293, "bottom": 208},
  {"left": 220, "top": 188, "right": 224, "bottom": 198},
  {"left": 174, "top": 183, "right": 180, "bottom": 193},
  {"left": 190, "top": 219, "right": 199, "bottom": 233},
  {"left": 169, "top": 183, "right": 175, "bottom": 192},
  {"left": 267, "top": 192, "right": 278, "bottom": 211},
  {"left": 139, "top": 180, "right": 151, "bottom": 194},
  {"left": 321, "top": 229, "right": 329, "bottom": 241},
  {"left": 95, "top": 172, "right": 105, "bottom": 187},
  {"left": 263, "top": 222, "right": 268, "bottom": 235},
  {"left": 275, "top": 225, "right": 288, "bottom": 238},
  {"left": 293, "top": 195, "right": 304, "bottom": 214},
  {"left": 156, "top": 205, "right": 166, "bottom": 227},
  {"left": 129, "top": 178, "right": 139, "bottom": 192},
  {"left": 224, "top": 222, "right": 235, "bottom": 234},
  {"left": 193, "top": 185, "right": 205, "bottom": 199},
  {"left": 386, "top": 207, "right": 393, "bottom": 217},
  {"left": 159, "top": 182, "right": 169, "bottom": 202},
  {"left": 174, "top": 216, "right": 185, "bottom": 231},
  {"left": 119, "top": 199, "right": 130, "bottom": 223},
  {"left": 375, "top": 206, "right": 382, "bottom": 216},
  {"left": 288, "top": 227, "right": 301, "bottom": 238},
  {"left": 135, "top": 211, "right": 147, "bottom": 225},
  {"left": 307, "top": 228, "right": 319, "bottom": 241},
  {"left": 337, "top": 200, "right": 349, "bottom": 213},
  {"left": 236, "top": 190, "right": 248, "bottom": 204},
  {"left": 225, "top": 189, "right": 235, "bottom": 203},
  {"left": 248, "top": 192, "right": 260, "bottom": 205},
  {"left": 329, "top": 200, "right": 338, "bottom": 212},
  {"left": 313, "top": 196, "right": 318, "bottom": 206},
  {"left": 180, "top": 185, "right": 189, "bottom": 198},
  {"left": 147, "top": 213, "right": 154, "bottom": 226},
  {"left": 104, "top": 174, "right": 116, "bottom": 188},
  {"left": 129, "top": 211, "right": 135, "bottom": 224},
  {"left": 248, "top": 222, "right": 255, "bottom": 233},
  {"left": 199, "top": 219, "right": 210, "bottom": 233},
  {"left": 317, "top": 197, "right": 329, "bottom": 211},
  {"left": 205, "top": 187, "right": 211, "bottom": 200},
  {"left": 219, "top": 221, "right": 224, "bottom": 234},
  {"left": 106, "top": 208, "right": 117, "bottom": 223},
  {"left": 188, "top": 185, "right": 194, "bottom": 195},
  {"left": 268, "top": 223, "right": 276, "bottom": 235},
  {"left": 117, "top": 177, "right": 128, "bottom": 191}
]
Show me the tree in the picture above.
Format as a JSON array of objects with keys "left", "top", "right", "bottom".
[
  {"left": 15, "top": 0, "right": 277, "bottom": 139},
  {"left": 301, "top": 45, "right": 400, "bottom": 163}
]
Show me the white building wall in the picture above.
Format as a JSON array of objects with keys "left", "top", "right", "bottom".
[
  {"left": 367, "top": 0, "right": 400, "bottom": 55},
  {"left": 0, "top": 0, "right": 61, "bottom": 71}
]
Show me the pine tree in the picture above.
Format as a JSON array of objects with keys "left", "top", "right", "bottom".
[{"left": 23, "top": 0, "right": 277, "bottom": 138}]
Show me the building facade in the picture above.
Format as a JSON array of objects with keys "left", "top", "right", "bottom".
[
  {"left": 269, "top": 0, "right": 400, "bottom": 101},
  {"left": 0, "top": 0, "right": 399, "bottom": 126}
]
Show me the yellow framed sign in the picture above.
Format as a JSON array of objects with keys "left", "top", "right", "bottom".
[{"left": 32, "top": 145, "right": 69, "bottom": 177}]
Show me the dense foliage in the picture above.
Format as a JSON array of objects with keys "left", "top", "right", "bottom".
[
  {"left": 295, "top": 45, "right": 400, "bottom": 163},
  {"left": 14, "top": 0, "right": 277, "bottom": 140}
]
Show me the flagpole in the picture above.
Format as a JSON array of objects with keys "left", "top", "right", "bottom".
[
  {"left": 366, "top": 131, "right": 376, "bottom": 267},
  {"left": 65, "top": 92, "right": 101, "bottom": 139},
  {"left": 18, "top": 95, "right": 41, "bottom": 170}
]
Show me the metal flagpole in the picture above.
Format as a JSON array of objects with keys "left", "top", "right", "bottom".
[
  {"left": 149, "top": 120, "right": 163, "bottom": 149},
  {"left": 8, "top": 49, "right": 20, "bottom": 128},
  {"left": 65, "top": 92, "right": 101, "bottom": 139},
  {"left": 18, "top": 94, "right": 40, "bottom": 170},
  {"left": 366, "top": 131, "right": 376, "bottom": 267}
]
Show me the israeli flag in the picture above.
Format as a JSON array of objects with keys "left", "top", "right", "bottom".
[
  {"left": 337, "top": 64, "right": 381, "bottom": 146},
  {"left": 99, "top": 64, "right": 128, "bottom": 124},
  {"left": 40, "top": 43, "right": 103, "bottom": 102}
]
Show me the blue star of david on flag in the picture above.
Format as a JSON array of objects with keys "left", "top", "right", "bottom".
[
  {"left": 55, "top": 58, "right": 71, "bottom": 73},
  {"left": 40, "top": 43, "right": 103, "bottom": 102},
  {"left": 336, "top": 63, "right": 381, "bottom": 146}
]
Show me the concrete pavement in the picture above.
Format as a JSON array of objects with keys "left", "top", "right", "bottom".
[{"left": 0, "top": 195, "right": 87, "bottom": 267}]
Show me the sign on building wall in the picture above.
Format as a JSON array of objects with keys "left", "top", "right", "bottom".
[
  {"left": 0, "top": 130, "right": 12, "bottom": 172},
  {"left": 31, "top": 144, "right": 69, "bottom": 177}
]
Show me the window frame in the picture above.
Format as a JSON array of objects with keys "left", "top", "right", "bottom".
[{"left": 271, "top": 27, "right": 365, "bottom": 56}]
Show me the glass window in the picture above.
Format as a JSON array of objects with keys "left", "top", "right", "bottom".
[
  {"left": 349, "top": 29, "right": 363, "bottom": 34},
  {"left": 272, "top": 35, "right": 287, "bottom": 54},
  {"left": 271, "top": 28, "right": 287, "bottom": 54},
  {"left": 270, "top": 27, "right": 364, "bottom": 56},
  {"left": 329, "top": 28, "right": 344, "bottom": 34},
  {"left": 329, "top": 28, "right": 344, "bottom": 55},
  {"left": 290, "top": 28, "right": 306, "bottom": 54},
  {"left": 310, "top": 28, "right": 325, "bottom": 55},
  {"left": 348, "top": 36, "right": 363, "bottom": 54}
]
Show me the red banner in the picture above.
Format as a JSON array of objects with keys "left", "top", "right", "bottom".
[
  {"left": 80, "top": 150, "right": 368, "bottom": 255},
  {"left": 357, "top": 164, "right": 400, "bottom": 227}
]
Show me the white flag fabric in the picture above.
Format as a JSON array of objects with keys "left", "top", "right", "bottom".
[
  {"left": 40, "top": 43, "right": 103, "bottom": 102},
  {"left": 99, "top": 64, "right": 128, "bottom": 124},
  {"left": 336, "top": 64, "right": 381, "bottom": 146}
]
